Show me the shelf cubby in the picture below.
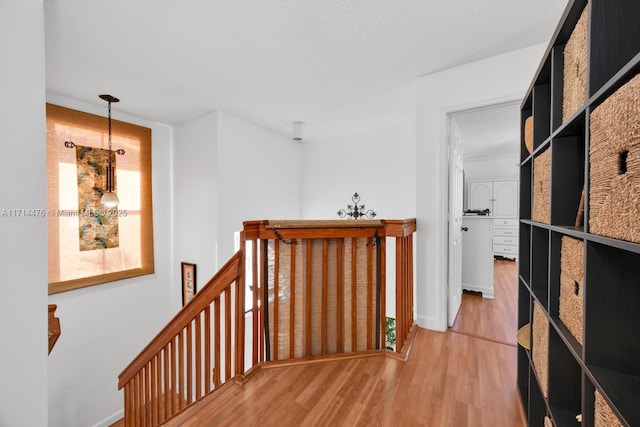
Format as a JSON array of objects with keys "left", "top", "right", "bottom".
[
  {"left": 585, "top": 243, "right": 640, "bottom": 376},
  {"left": 550, "top": 135, "right": 585, "bottom": 228},
  {"left": 520, "top": 159, "right": 532, "bottom": 220},
  {"left": 533, "top": 82, "right": 552, "bottom": 150},
  {"left": 550, "top": 45, "right": 565, "bottom": 132},
  {"left": 589, "top": 367, "right": 640, "bottom": 426},
  {"left": 531, "top": 226, "right": 550, "bottom": 308},
  {"left": 529, "top": 364, "right": 549, "bottom": 427},
  {"left": 521, "top": 103, "right": 534, "bottom": 163},
  {"left": 548, "top": 327, "right": 582, "bottom": 426},
  {"left": 548, "top": 231, "right": 584, "bottom": 362},
  {"left": 589, "top": 1, "right": 640, "bottom": 97},
  {"left": 519, "top": 223, "right": 531, "bottom": 284},
  {"left": 518, "top": 344, "right": 531, "bottom": 421}
]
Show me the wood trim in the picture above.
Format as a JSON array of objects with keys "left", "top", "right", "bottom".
[
  {"left": 289, "top": 241, "right": 296, "bottom": 358},
  {"left": 351, "top": 238, "right": 357, "bottom": 352},
  {"left": 48, "top": 304, "right": 61, "bottom": 354},
  {"left": 336, "top": 240, "right": 344, "bottom": 353},
  {"left": 384, "top": 219, "right": 417, "bottom": 237},
  {"left": 273, "top": 239, "right": 280, "bottom": 361},
  {"left": 321, "top": 240, "right": 328, "bottom": 355},
  {"left": 305, "top": 240, "right": 312, "bottom": 357},
  {"left": 265, "top": 219, "right": 385, "bottom": 229}
]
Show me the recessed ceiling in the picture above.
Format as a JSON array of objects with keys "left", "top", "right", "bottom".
[{"left": 44, "top": 0, "right": 568, "bottom": 140}]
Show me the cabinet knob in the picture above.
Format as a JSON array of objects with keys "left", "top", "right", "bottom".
[{"left": 461, "top": 226, "right": 469, "bottom": 232}]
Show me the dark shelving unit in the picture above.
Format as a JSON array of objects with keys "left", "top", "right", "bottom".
[{"left": 518, "top": 0, "right": 640, "bottom": 425}]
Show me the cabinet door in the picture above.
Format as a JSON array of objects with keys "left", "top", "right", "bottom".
[
  {"left": 468, "top": 181, "right": 493, "bottom": 211},
  {"left": 493, "top": 180, "right": 518, "bottom": 217}
]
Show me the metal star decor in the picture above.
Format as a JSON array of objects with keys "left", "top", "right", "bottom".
[{"left": 337, "top": 193, "right": 377, "bottom": 219}]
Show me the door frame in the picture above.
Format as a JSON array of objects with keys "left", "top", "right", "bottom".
[{"left": 446, "top": 99, "right": 521, "bottom": 326}]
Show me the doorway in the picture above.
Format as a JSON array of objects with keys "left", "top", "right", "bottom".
[{"left": 446, "top": 101, "right": 521, "bottom": 344}]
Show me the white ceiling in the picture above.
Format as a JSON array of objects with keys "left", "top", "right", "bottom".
[
  {"left": 452, "top": 102, "right": 522, "bottom": 159},
  {"left": 44, "top": 0, "right": 568, "bottom": 141}
]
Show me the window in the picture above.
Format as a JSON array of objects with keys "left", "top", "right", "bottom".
[{"left": 46, "top": 103, "right": 154, "bottom": 294}]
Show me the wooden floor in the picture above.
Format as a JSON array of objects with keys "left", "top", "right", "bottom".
[
  {"left": 451, "top": 259, "right": 519, "bottom": 346},
  {"left": 160, "top": 260, "right": 523, "bottom": 427}
]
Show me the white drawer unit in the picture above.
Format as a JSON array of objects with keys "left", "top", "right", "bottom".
[
  {"left": 493, "top": 219, "right": 518, "bottom": 260},
  {"left": 494, "top": 235, "right": 518, "bottom": 245}
]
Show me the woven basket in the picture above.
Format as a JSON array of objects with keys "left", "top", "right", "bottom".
[
  {"left": 525, "top": 116, "right": 534, "bottom": 154},
  {"left": 532, "top": 301, "right": 549, "bottom": 398},
  {"left": 559, "top": 236, "right": 584, "bottom": 345},
  {"left": 595, "top": 390, "right": 624, "bottom": 427},
  {"left": 562, "top": 6, "right": 589, "bottom": 122},
  {"left": 533, "top": 149, "right": 551, "bottom": 224},
  {"left": 590, "top": 73, "right": 640, "bottom": 244},
  {"left": 267, "top": 237, "right": 376, "bottom": 360}
]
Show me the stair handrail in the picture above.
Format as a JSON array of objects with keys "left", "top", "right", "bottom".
[{"left": 118, "top": 251, "right": 242, "bottom": 389}]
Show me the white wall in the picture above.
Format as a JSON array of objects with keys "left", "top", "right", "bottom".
[
  {"left": 416, "top": 43, "right": 546, "bottom": 331},
  {"left": 464, "top": 155, "right": 519, "bottom": 181},
  {"left": 217, "top": 111, "right": 303, "bottom": 264},
  {"left": 0, "top": 1, "right": 48, "bottom": 426},
  {"left": 46, "top": 95, "right": 174, "bottom": 427},
  {"left": 301, "top": 122, "right": 417, "bottom": 319},
  {"left": 173, "top": 112, "right": 218, "bottom": 312},
  {"left": 301, "top": 122, "right": 416, "bottom": 219}
]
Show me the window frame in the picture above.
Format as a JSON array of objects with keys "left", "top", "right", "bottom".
[{"left": 46, "top": 103, "right": 155, "bottom": 294}]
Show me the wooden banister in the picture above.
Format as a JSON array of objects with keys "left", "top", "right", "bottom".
[
  {"left": 385, "top": 219, "right": 416, "bottom": 353},
  {"left": 118, "top": 252, "right": 242, "bottom": 388},
  {"left": 118, "top": 252, "right": 244, "bottom": 426},
  {"left": 48, "top": 304, "right": 61, "bottom": 354},
  {"left": 118, "top": 219, "right": 417, "bottom": 426}
]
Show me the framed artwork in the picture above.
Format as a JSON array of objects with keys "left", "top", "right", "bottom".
[
  {"left": 46, "top": 103, "right": 155, "bottom": 294},
  {"left": 181, "top": 262, "right": 197, "bottom": 306}
]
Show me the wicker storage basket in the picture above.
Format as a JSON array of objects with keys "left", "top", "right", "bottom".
[
  {"left": 533, "top": 149, "right": 551, "bottom": 224},
  {"left": 267, "top": 237, "right": 376, "bottom": 360},
  {"left": 595, "top": 390, "right": 624, "bottom": 427},
  {"left": 559, "top": 236, "right": 584, "bottom": 345},
  {"left": 544, "top": 415, "right": 554, "bottom": 427},
  {"left": 532, "top": 301, "right": 549, "bottom": 397},
  {"left": 590, "top": 73, "right": 640, "bottom": 244},
  {"left": 562, "top": 6, "right": 589, "bottom": 122},
  {"left": 525, "top": 116, "right": 534, "bottom": 154}
]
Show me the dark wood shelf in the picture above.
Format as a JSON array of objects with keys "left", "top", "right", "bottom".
[
  {"left": 519, "top": 1, "right": 640, "bottom": 425},
  {"left": 549, "top": 405, "right": 582, "bottom": 426}
]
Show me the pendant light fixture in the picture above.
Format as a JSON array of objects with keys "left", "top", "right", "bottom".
[{"left": 99, "top": 94, "right": 120, "bottom": 207}]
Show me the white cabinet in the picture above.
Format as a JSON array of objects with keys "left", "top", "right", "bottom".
[
  {"left": 461, "top": 217, "right": 494, "bottom": 298},
  {"left": 468, "top": 179, "right": 518, "bottom": 218},
  {"left": 492, "top": 218, "right": 518, "bottom": 260}
]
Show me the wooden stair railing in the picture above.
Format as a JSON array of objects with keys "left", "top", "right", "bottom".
[
  {"left": 243, "top": 220, "right": 388, "bottom": 361},
  {"left": 243, "top": 219, "right": 416, "bottom": 359},
  {"left": 385, "top": 219, "right": 417, "bottom": 353},
  {"left": 48, "top": 304, "right": 61, "bottom": 354},
  {"left": 117, "top": 251, "right": 245, "bottom": 426},
  {"left": 118, "top": 219, "right": 416, "bottom": 426}
]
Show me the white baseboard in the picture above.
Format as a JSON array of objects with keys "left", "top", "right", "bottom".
[
  {"left": 416, "top": 314, "right": 447, "bottom": 332},
  {"left": 92, "top": 409, "right": 123, "bottom": 427}
]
